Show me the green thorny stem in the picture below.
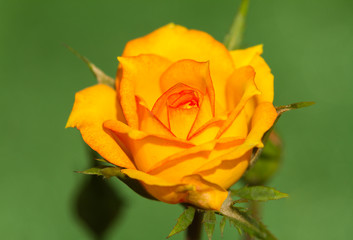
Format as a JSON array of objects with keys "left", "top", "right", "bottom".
[
  {"left": 224, "top": 0, "right": 250, "bottom": 50},
  {"left": 186, "top": 210, "right": 204, "bottom": 240}
]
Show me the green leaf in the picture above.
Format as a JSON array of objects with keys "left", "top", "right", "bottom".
[
  {"left": 220, "top": 193, "right": 277, "bottom": 240},
  {"left": 229, "top": 218, "right": 243, "bottom": 236},
  {"left": 276, "top": 101, "right": 315, "bottom": 115},
  {"left": 65, "top": 44, "right": 115, "bottom": 88},
  {"left": 223, "top": 0, "right": 250, "bottom": 50},
  {"left": 167, "top": 207, "right": 196, "bottom": 238},
  {"left": 231, "top": 186, "right": 288, "bottom": 202},
  {"left": 203, "top": 211, "right": 216, "bottom": 240},
  {"left": 220, "top": 216, "right": 227, "bottom": 237}
]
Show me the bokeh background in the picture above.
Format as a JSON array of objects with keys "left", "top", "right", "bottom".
[{"left": 1, "top": 0, "right": 352, "bottom": 239}]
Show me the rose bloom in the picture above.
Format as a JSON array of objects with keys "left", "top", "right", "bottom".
[{"left": 66, "top": 24, "right": 277, "bottom": 210}]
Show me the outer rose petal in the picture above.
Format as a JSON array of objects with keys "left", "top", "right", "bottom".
[
  {"left": 148, "top": 138, "right": 244, "bottom": 183},
  {"left": 230, "top": 44, "right": 263, "bottom": 68},
  {"left": 103, "top": 119, "right": 194, "bottom": 172},
  {"left": 197, "top": 151, "right": 251, "bottom": 189},
  {"left": 122, "top": 169, "right": 228, "bottom": 210},
  {"left": 122, "top": 23, "right": 235, "bottom": 110},
  {"left": 118, "top": 54, "right": 172, "bottom": 128},
  {"left": 230, "top": 44, "right": 274, "bottom": 103},
  {"left": 66, "top": 84, "right": 135, "bottom": 169}
]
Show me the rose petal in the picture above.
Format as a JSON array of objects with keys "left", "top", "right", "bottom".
[
  {"left": 197, "top": 151, "right": 251, "bottom": 189},
  {"left": 66, "top": 84, "right": 135, "bottom": 169},
  {"left": 118, "top": 54, "right": 172, "bottom": 128},
  {"left": 147, "top": 138, "right": 245, "bottom": 183},
  {"left": 160, "top": 59, "right": 215, "bottom": 115},
  {"left": 122, "top": 169, "right": 227, "bottom": 210},
  {"left": 180, "top": 174, "right": 228, "bottom": 210},
  {"left": 188, "top": 95, "right": 216, "bottom": 141},
  {"left": 250, "top": 55, "right": 274, "bottom": 103},
  {"left": 218, "top": 66, "right": 261, "bottom": 138},
  {"left": 135, "top": 96, "right": 175, "bottom": 137},
  {"left": 103, "top": 119, "right": 194, "bottom": 172},
  {"left": 217, "top": 106, "right": 249, "bottom": 139},
  {"left": 122, "top": 23, "right": 235, "bottom": 110},
  {"left": 195, "top": 102, "right": 277, "bottom": 172},
  {"left": 230, "top": 44, "right": 263, "bottom": 68},
  {"left": 230, "top": 44, "right": 274, "bottom": 103},
  {"left": 152, "top": 83, "right": 203, "bottom": 130}
]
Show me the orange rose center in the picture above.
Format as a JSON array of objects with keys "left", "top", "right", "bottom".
[{"left": 167, "top": 90, "right": 200, "bottom": 110}]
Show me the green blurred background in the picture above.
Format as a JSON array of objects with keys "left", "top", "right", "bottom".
[{"left": 1, "top": 0, "right": 352, "bottom": 239}]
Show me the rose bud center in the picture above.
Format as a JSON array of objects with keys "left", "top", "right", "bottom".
[{"left": 167, "top": 90, "right": 200, "bottom": 110}]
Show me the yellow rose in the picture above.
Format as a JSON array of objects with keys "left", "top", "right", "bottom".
[{"left": 66, "top": 24, "right": 277, "bottom": 210}]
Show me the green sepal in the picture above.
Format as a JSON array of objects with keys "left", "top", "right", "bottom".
[
  {"left": 167, "top": 206, "right": 196, "bottom": 238},
  {"left": 65, "top": 44, "right": 115, "bottom": 88},
  {"left": 243, "top": 138, "right": 282, "bottom": 185},
  {"left": 223, "top": 0, "right": 249, "bottom": 50},
  {"left": 249, "top": 101, "right": 314, "bottom": 169},
  {"left": 76, "top": 166, "right": 155, "bottom": 200},
  {"left": 220, "top": 216, "right": 227, "bottom": 237},
  {"left": 220, "top": 193, "right": 277, "bottom": 240},
  {"left": 231, "top": 186, "right": 288, "bottom": 202},
  {"left": 76, "top": 166, "right": 123, "bottom": 179},
  {"left": 276, "top": 101, "right": 315, "bottom": 115},
  {"left": 203, "top": 211, "right": 216, "bottom": 240}
]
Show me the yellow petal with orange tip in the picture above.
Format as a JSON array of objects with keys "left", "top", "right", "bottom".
[
  {"left": 147, "top": 137, "right": 244, "bottom": 184},
  {"left": 230, "top": 44, "right": 274, "bottom": 103},
  {"left": 122, "top": 23, "right": 235, "bottom": 110},
  {"left": 66, "top": 84, "right": 135, "bottom": 169},
  {"left": 196, "top": 102, "right": 277, "bottom": 172},
  {"left": 181, "top": 174, "right": 228, "bottom": 210},
  {"left": 197, "top": 151, "right": 251, "bottom": 189},
  {"left": 103, "top": 119, "right": 194, "bottom": 172},
  {"left": 135, "top": 96, "right": 175, "bottom": 137},
  {"left": 122, "top": 169, "right": 228, "bottom": 210},
  {"left": 121, "top": 168, "right": 189, "bottom": 204},
  {"left": 152, "top": 83, "right": 203, "bottom": 130},
  {"left": 160, "top": 59, "right": 215, "bottom": 115},
  {"left": 218, "top": 66, "right": 261, "bottom": 138},
  {"left": 118, "top": 54, "right": 172, "bottom": 128},
  {"left": 217, "top": 106, "right": 248, "bottom": 139}
]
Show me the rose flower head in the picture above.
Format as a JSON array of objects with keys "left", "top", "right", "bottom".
[{"left": 66, "top": 24, "right": 277, "bottom": 210}]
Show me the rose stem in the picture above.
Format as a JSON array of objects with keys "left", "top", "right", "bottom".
[
  {"left": 244, "top": 200, "right": 260, "bottom": 240},
  {"left": 186, "top": 210, "right": 203, "bottom": 240}
]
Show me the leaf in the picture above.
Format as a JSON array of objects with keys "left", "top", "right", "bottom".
[
  {"left": 220, "top": 193, "right": 277, "bottom": 240},
  {"left": 203, "top": 211, "right": 216, "bottom": 240},
  {"left": 276, "top": 101, "right": 315, "bottom": 115},
  {"left": 229, "top": 218, "right": 243, "bottom": 236},
  {"left": 167, "top": 207, "right": 196, "bottom": 238},
  {"left": 223, "top": 0, "right": 250, "bottom": 50},
  {"left": 231, "top": 186, "right": 288, "bottom": 202},
  {"left": 64, "top": 44, "right": 115, "bottom": 88},
  {"left": 220, "top": 216, "right": 227, "bottom": 237}
]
